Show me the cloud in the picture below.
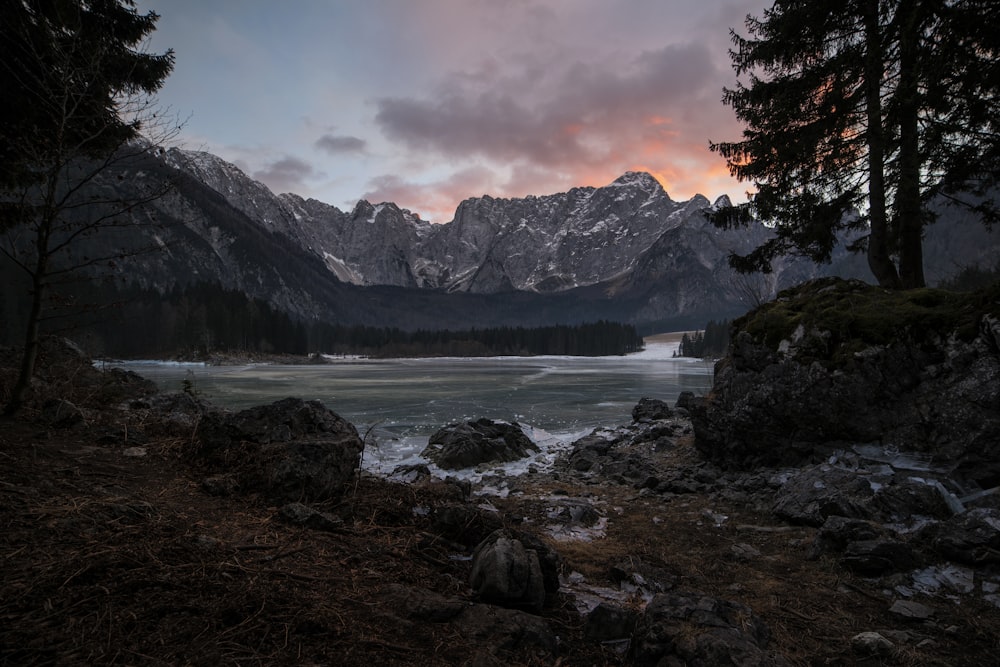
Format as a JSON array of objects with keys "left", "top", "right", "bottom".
[
  {"left": 315, "top": 134, "right": 368, "bottom": 155},
  {"left": 371, "top": 38, "right": 738, "bottom": 203},
  {"left": 252, "top": 156, "right": 315, "bottom": 194}
]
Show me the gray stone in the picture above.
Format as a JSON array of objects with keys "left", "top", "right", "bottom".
[
  {"left": 388, "top": 463, "right": 432, "bottom": 484},
  {"left": 609, "top": 558, "right": 677, "bottom": 596},
  {"left": 808, "top": 516, "right": 884, "bottom": 559},
  {"left": 470, "top": 529, "right": 548, "bottom": 611},
  {"left": 926, "top": 508, "right": 1000, "bottom": 565},
  {"left": 691, "top": 279, "right": 1000, "bottom": 474},
  {"left": 584, "top": 602, "right": 638, "bottom": 642},
  {"left": 771, "top": 465, "right": 875, "bottom": 526},
  {"left": 262, "top": 439, "right": 363, "bottom": 501},
  {"left": 277, "top": 502, "right": 343, "bottom": 531},
  {"left": 730, "top": 543, "right": 762, "bottom": 562},
  {"left": 841, "top": 539, "right": 916, "bottom": 575},
  {"left": 889, "top": 600, "right": 935, "bottom": 621},
  {"left": 675, "top": 391, "right": 699, "bottom": 411},
  {"left": 192, "top": 398, "right": 363, "bottom": 501},
  {"left": 379, "top": 584, "right": 558, "bottom": 656},
  {"left": 633, "top": 397, "right": 673, "bottom": 422},
  {"left": 851, "top": 631, "right": 894, "bottom": 657},
  {"left": 423, "top": 418, "right": 539, "bottom": 470},
  {"left": 632, "top": 590, "right": 790, "bottom": 667},
  {"left": 131, "top": 391, "right": 210, "bottom": 435}
]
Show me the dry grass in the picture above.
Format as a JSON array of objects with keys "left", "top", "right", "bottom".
[{"left": 2, "top": 349, "right": 1000, "bottom": 665}]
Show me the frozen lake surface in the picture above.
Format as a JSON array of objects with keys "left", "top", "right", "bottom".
[{"left": 113, "top": 337, "right": 714, "bottom": 479}]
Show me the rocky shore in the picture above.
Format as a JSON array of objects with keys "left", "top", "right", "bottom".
[{"left": 3, "top": 279, "right": 1000, "bottom": 665}]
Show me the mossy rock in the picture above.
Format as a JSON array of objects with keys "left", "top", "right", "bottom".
[{"left": 734, "top": 278, "right": 1000, "bottom": 368}]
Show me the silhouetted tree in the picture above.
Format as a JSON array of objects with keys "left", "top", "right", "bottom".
[
  {"left": 1, "top": 0, "right": 176, "bottom": 413},
  {"left": 711, "top": 0, "right": 1000, "bottom": 289}
]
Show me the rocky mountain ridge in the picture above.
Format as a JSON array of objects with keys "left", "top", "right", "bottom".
[
  {"left": 4, "top": 145, "right": 997, "bottom": 344},
  {"left": 162, "top": 148, "right": 827, "bottom": 299}
]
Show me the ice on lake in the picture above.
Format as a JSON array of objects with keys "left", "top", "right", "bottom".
[{"left": 109, "top": 338, "right": 714, "bottom": 481}]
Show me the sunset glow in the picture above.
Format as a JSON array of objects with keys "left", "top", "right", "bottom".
[{"left": 135, "top": 0, "right": 769, "bottom": 222}]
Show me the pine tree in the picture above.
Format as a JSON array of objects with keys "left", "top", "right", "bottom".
[
  {"left": 1, "top": 0, "right": 176, "bottom": 414},
  {"left": 710, "top": 0, "right": 1000, "bottom": 290}
]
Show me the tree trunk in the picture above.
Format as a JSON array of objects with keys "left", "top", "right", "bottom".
[
  {"left": 896, "top": 0, "right": 926, "bottom": 289},
  {"left": 5, "top": 253, "right": 46, "bottom": 415},
  {"left": 863, "top": 0, "right": 902, "bottom": 289}
]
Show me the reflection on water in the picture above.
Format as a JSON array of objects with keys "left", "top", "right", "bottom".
[{"left": 116, "top": 343, "right": 714, "bottom": 440}]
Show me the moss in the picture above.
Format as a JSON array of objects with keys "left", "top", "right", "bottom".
[{"left": 734, "top": 278, "right": 1000, "bottom": 367}]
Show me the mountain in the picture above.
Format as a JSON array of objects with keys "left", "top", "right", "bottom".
[
  {"left": 3, "top": 146, "right": 998, "bottom": 350},
  {"left": 153, "top": 148, "right": 866, "bottom": 325},
  {"left": 161, "top": 151, "right": 825, "bottom": 301}
]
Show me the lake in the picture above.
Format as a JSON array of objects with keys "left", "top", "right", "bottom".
[{"left": 112, "top": 334, "right": 714, "bottom": 478}]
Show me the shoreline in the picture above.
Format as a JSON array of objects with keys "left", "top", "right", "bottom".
[{"left": 97, "top": 332, "right": 694, "bottom": 367}]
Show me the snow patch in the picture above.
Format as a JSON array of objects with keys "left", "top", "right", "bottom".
[{"left": 322, "top": 252, "right": 365, "bottom": 284}]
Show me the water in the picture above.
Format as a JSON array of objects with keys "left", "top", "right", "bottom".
[{"left": 112, "top": 337, "right": 714, "bottom": 478}]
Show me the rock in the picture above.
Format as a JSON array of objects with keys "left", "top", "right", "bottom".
[
  {"left": 192, "top": 398, "right": 363, "bottom": 501},
  {"left": 423, "top": 418, "right": 539, "bottom": 470},
  {"left": 888, "top": 600, "right": 935, "bottom": 621},
  {"left": 379, "top": 584, "right": 558, "bottom": 657},
  {"left": 197, "top": 397, "right": 355, "bottom": 450},
  {"left": 41, "top": 398, "right": 84, "bottom": 427},
  {"left": 609, "top": 558, "right": 677, "bottom": 597},
  {"left": 379, "top": 583, "right": 467, "bottom": 622},
  {"left": 632, "top": 590, "right": 789, "bottom": 666},
  {"left": 388, "top": 463, "right": 431, "bottom": 484},
  {"left": 430, "top": 504, "right": 505, "bottom": 547},
  {"left": 470, "top": 529, "right": 548, "bottom": 611},
  {"left": 691, "top": 280, "right": 1000, "bottom": 474},
  {"left": 632, "top": 397, "right": 673, "bottom": 422},
  {"left": 584, "top": 602, "right": 638, "bottom": 642},
  {"left": 808, "top": 516, "right": 885, "bottom": 559},
  {"left": 510, "top": 530, "right": 561, "bottom": 595},
  {"left": 730, "top": 543, "right": 762, "bottom": 562},
  {"left": 131, "top": 391, "right": 210, "bottom": 434},
  {"left": 841, "top": 539, "right": 917, "bottom": 575},
  {"left": 771, "top": 465, "right": 875, "bottom": 526},
  {"left": 277, "top": 502, "right": 343, "bottom": 531},
  {"left": 873, "top": 477, "right": 952, "bottom": 521},
  {"left": 546, "top": 498, "right": 602, "bottom": 528},
  {"left": 924, "top": 508, "right": 1000, "bottom": 565},
  {"left": 675, "top": 390, "right": 698, "bottom": 411},
  {"left": 566, "top": 431, "right": 616, "bottom": 472},
  {"left": 851, "top": 631, "right": 894, "bottom": 657},
  {"left": 260, "top": 439, "right": 363, "bottom": 502}
]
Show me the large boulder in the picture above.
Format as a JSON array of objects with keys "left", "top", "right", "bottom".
[
  {"left": 423, "top": 418, "right": 539, "bottom": 470},
  {"left": 469, "top": 529, "right": 553, "bottom": 611},
  {"left": 771, "top": 464, "right": 877, "bottom": 526},
  {"left": 691, "top": 279, "right": 1000, "bottom": 477},
  {"left": 632, "top": 397, "right": 673, "bottom": 422},
  {"left": 192, "top": 397, "right": 363, "bottom": 501},
  {"left": 631, "top": 590, "right": 789, "bottom": 666},
  {"left": 378, "top": 584, "right": 558, "bottom": 659}
]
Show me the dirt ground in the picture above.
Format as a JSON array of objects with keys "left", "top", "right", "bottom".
[{"left": 2, "top": 353, "right": 999, "bottom": 665}]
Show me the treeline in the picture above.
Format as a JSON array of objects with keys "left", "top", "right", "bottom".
[
  {"left": 327, "top": 320, "right": 645, "bottom": 358},
  {"left": 53, "top": 282, "right": 643, "bottom": 358},
  {"left": 674, "top": 320, "right": 730, "bottom": 358}
]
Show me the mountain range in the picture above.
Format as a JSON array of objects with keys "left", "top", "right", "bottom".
[{"left": 4, "top": 146, "right": 999, "bottom": 340}]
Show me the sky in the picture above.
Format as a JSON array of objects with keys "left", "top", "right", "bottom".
[{"left": 134, "top": 0, "right": 771, "bottom": 223}]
